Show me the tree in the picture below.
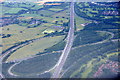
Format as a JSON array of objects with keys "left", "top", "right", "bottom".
[
  {"left": 55, "top": 21, "right": 58, "bottom": 24},
  {"left": 56, "top": 16, "right": 59, "bottom": 18},
  {"left": 40, "top": 14, "right": 44, "bottom": 16},
  {"left": 7, "top": 28, "right": 9, "bottom": 31}
]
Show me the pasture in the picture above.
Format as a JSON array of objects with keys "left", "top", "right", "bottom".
[
  {"left": 75, "top": 13, "right": 91, "bottom": 31},
  {"left": 6, "top": 35, "right": 65, "bottom": 62},
  {"left": 2, "top": 24, "right": 46, "bottom": 51}
]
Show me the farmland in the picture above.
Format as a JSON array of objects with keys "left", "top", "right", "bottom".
[
  {"left": 1, "top": 1, "right": 69, "bottom": 52},
  {"left": 3, "top": 30, "right": 119, "bottom": 78},
  {"left": 62, "top": 40, "right": 118, "bottom": 78},
  {"left": 2, "top": 24, "right": 46, "bottom": 51},
  {"left": 1, "top": 1, "right": 120, "bottom": 79},
  {"left": 6, "top": 35, "right": 65, "bottom": 62}
]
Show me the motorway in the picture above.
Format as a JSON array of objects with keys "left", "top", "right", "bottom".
[
  {"left": 0, "top": 1, "right": 75, "bottom": 78},
  {"left": 51, "top": 1, "right": 75, "bottom": 78}
]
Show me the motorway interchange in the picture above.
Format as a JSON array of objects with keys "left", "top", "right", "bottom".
[{"left": 1, "top": 1, "right": 119, "bottom": 79}]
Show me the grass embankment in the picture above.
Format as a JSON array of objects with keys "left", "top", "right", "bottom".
[
  {"left": 6, "top": 35, "right": 65, "bottom": 62},
  {"left": 70, "top": 51, "right": 119, "bottom": 78},
  {"left": 62, "top": 34, "right": 118, "bottom": 78},
  {"left": 75, "top": 13, "right": 91, "bottom": 31}
]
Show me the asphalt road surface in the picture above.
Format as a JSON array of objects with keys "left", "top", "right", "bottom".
[{"left": 51, "top": 1, "right": 75, "bottom": 78}]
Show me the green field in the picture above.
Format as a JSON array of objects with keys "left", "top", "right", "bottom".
[
  {"left": 31, "top": 4, "right": 43, "bottom": 10},
  {"left": 2, "top": 24, "right": 46, "bottom": 46},
  {"left": 48, "top": 8, "right": 63, "bottom": 12},
  {"left": 11, "top": 52, "right": 61, "bottom": 76},
  {"left": 8, "top": 35, "right": 119, "bottom": 77},
  {"left": 75, "top": 13, "right": 91, "bottom": 31},
  {"left": 62, "top": 40, "right": 118, "bottom": 78},
  {"left": 2, "top": 2, "right": 70, "bottom": 53},
  {"left": 70, "top": 51, "right": 119, "bottom": 78},
  {"left": 38, "top": 10, "right": 55, "bottom": 16},
  {"left": 20, "top": 13, "right": 41, "bottom": 17},
  {"left": 6, "top": 35, "right": 65, "bottom": 62},
  {"left": 2, "top": 2, "right": 119, "bottom": 78},
  {"left": 4, "top": 8, "right": 27, "bottom": 14},
  {"left": 75, "top": 2, "right": 120, "bottom": 24}
]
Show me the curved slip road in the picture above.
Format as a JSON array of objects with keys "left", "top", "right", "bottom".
[
  {"left": 7, "top": 30, "right": 116, "bottom": 77},
  {"left": 0, "top": 36, "right": 44, "bottom": 78},
  {"left": 51, "top": 1, "right": 75, "bottom": 78},
  {"left": 60, "top": 39, "right": 119, "bottom": 78},
  {"left": 0, "top": 36, "right": 45, "bottom": 63}
]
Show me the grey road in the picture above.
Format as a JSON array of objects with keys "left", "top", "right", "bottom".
[
  {"left": 0, "top": 36, "right": 45, "bottom": 78},
  {"left": 0, "top": 36, "right": 45, "bottom": 63},
  {"left": 51, "top": 1, "right": 75, "bottom": 78}
]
